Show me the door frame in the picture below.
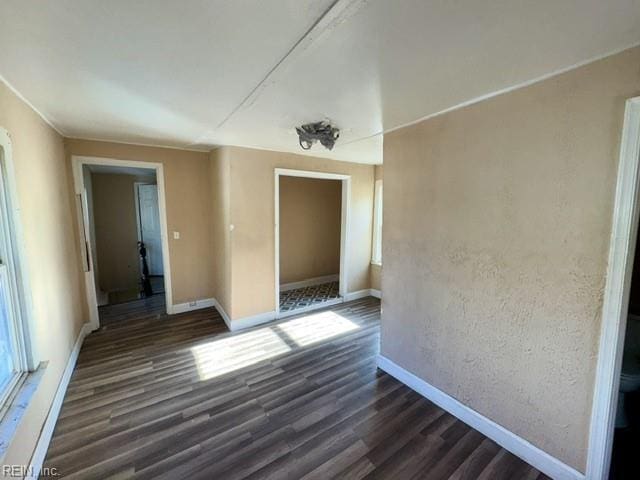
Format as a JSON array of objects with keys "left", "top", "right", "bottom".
[
  {"left": 274, "top": 168, "right": 351, "bottom": 319},
  {"left": 587, "top": 96, "right": 640, "bottom": 479},
  {"left": 72, "top": 156, "right": 173, "bottom": 328}
]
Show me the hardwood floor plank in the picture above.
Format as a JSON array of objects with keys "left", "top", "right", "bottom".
[{"left": 42, "top": 296, "right": 546, "bottom": 479}]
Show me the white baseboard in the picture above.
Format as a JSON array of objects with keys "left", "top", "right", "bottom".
[
  {"left": 211, "top": 288, "right": 380, "bottom": 333},
  {"left": 376, "top": 355, "right": 584, "bottom": 480},
  {"left": 27, "top": 322, "right": 93, "bottom": 480},
  {"left": 228, "top": 310, "right": 276, "bottom": 332},
  {"left": 170, "top": 297, "right": 216, "bottom": 315},
  {"left": 280, "top": 274, "right": 339, "bottom": 292},
  {"left": 212, "top": 299, "right": 232, "bottom": 330},
  {"left": 344, "top": 289, "right": 377, "bottom": 302},
  {"left": 370, "top": 289, "right": 381, "bottom": 299}
]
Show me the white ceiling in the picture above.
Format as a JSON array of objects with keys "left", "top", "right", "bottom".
[{"left": 1, "top": 0, "right": 639, "bottom": 164}]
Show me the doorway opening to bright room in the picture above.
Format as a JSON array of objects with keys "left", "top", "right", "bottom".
[{"left": 275, "top": 169, "right": 350, "bottom": 318}]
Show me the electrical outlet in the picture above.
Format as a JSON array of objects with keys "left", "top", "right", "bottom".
[{"left": 173, "top": 231, "right": 180, "bottom": 239}]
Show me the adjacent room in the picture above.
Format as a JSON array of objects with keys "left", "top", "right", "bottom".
[
  {"left": 81, "top": 163, "right": 168, "bottom": 325},
  {"left": 277, "top": 173, "right": 344, "bottom": 315},
  {"left": 0, "top": 1, "right": 639, "bottom": 479}
]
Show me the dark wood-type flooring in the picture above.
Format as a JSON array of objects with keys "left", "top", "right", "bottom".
[{"left": 43, "top": 296, "right": 548, "bottom": 479}]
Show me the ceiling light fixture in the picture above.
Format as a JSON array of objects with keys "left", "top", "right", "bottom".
[{"left": 295, "top": 121, "right": 340, "bottom": 151}]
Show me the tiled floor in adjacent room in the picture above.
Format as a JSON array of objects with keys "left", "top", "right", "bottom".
[{"left": 279, "top": 281, "right": 341, "bottom": 313}]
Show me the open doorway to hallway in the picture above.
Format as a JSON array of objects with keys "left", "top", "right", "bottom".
[{"left": 82, "top": 164, "right": 166, "bottom": 320}]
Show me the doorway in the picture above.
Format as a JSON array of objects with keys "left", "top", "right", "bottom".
[
  {"left": 274, "top": 168, "right": 350, "bottom": 318},
  {"left": 72, "top": 156, "right": 172, "bottom": 329}
]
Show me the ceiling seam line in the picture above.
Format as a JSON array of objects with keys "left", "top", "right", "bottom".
[{"left": 212, "top": 0, "right": 363, "bottom": 132}]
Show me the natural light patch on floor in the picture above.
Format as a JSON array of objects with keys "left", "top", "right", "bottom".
[
  {"left": 191, "top": 328, "right": 291, "bottom": 381},
  {"left": 191, "top": 310, "right": 360, "bottom": 381},
  {"left": 274, "top": 311, "right": 359, "bottom": 347}
]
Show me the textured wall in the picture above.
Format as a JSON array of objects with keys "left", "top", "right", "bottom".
[
  {"left": 381, "top": 46, "right": 640, "bottom": 471},
  {"left": 226, "top": 146, "right": 375, "bottom": 320},
  {"left": 65, "top": 139, "right": 215, "bottom": 304},
  {"left": 279, "top": 176, "right": 341, "bottom": 284},
  {"left": 0, "top": 81, "right": 87, "bottom": 468}
]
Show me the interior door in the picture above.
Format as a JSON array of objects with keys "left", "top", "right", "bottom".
[{"left": 137, "top": 184, "right": 164, "bottom": 276}]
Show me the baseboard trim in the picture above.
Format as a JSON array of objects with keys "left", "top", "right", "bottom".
[
  {"left": 280, "top": 274, "right": 339, "bottom": 292},
  {"left": 211, "top": 289, "right": 380, "bottom": 333},
  {"left": 26, "top": 322, "right": 93, "bottom": 480},
  {"left": 211, "top": 299, "right": 232, "bottom": 331},
  {"left": 376, "top": 355, "right": 584, "bottom": 480},
  {"left": 344, "top": 289, "right": 376, "bottom": 302},
  {"left": 228, "top": 310, "right": 276, "bottom": 332},
  {"left": 370, "top": 289, "right": 381, "bottom": 299},
  {"left": 170, "top": 298, "right": 216, "bottom": 315}
]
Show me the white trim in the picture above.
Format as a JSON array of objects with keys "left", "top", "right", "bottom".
[
  {"left": 370, "top": 289, "right": 381, "bottom": 299},
  {"left": 586, "top": 97, "right": 640, "bottom": 479},
  {"left": 71, "top": 156, "right": 173, "bottom": 324},
  {"left": 0, "top": 128, "right": 38, "bottom": 370},
  {"left": 26, "top": 322, "right": 93, "bottom": 480},
  {"left": 274, "top": 168, "right": 351, "bottom": 319},
  {"left": 280, "top": 274, "right": 339, "bottom": 291},
  {"left": 213, "top": 299, "right": 232, "bottom": 331},
  {"left": 377, "top": 355, "right": 584, "bottom": 480},
  {"left": 65, "top": 136, "right": 209, "bottom": 153},
  {"left": 341, "top": 42, "right": 640, "bottom": 148},
  {"left": 227, "top": 309, "right": 276, "bottom": 332},
  {"left": 0, "top": 75, "right": 64, "bottom": 137},
  {"left": 171, "top": 298, "right": 216, "bottom": 315},
  {"left": 214, "top": 289, "right": 377, "bottom": 332},
  {"left": 343, "top": 289, "right": 373, "bottom": 302},
  {"left": 371, "top": 179, "right": 383, "bottom": 265}
]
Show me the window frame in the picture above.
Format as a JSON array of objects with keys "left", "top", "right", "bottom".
[
  {"left": 371, "top": 179, "right": 383, "bottom": 266},
  {"left": 0, "top": 131, "right": 35, "bottom": 417}
]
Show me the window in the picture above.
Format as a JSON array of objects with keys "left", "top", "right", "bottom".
[
  {"left": 371, "top": 179, "right": 382, "bottom": 265},
  {"left": 0, "top": 144, "right": 29, "bottom": 413}
]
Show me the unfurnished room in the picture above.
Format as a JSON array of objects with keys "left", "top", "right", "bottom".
[{"left": 0, "top": 1, "right": 639, "bottom": 479}]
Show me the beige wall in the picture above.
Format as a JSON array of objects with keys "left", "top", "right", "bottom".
[
  {"left": 209, "top": 148, "right": 232, "bottom": 317},
  {"left": 0, "top": 82, "right": 87, "bottom": 467},
  {"left": 381, "top": 46, "right": 640, "bottom": 472},
  {"left": 65, "top": 139, "right": 215, "bottom": 305},
  {"left": 220, "top": 146, "right": 374, "bottom": 320},
  {"left": 90, "top": 172, "right": 155, "bottom": 294},
  {"left": 370, "top": 165, "right": 383, "bottom": 291},
  {"left": 279, "top": 176, "right": 341, "bottom": 284}
]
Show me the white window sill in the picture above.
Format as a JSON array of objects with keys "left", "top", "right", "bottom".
[
  {"left": 0, "top": 363, "right": 46, "bottom": 461},
  {"left": 371, "top": 261, "right": 382, "bottom": 267}
]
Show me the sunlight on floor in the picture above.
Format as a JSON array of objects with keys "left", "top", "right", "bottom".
[
  {"left": 275, "top": 311, "right": 360, "bottom": 346},
  {"left": 190, "top": 310, "right": 360, "bottom": 381},
  {"left": 191, "top": 328, "right": 291, "bottom": 381}
]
